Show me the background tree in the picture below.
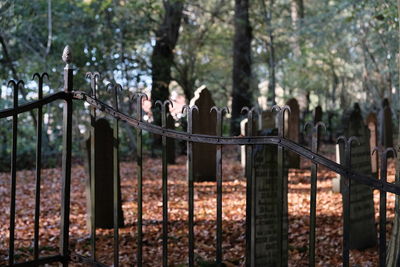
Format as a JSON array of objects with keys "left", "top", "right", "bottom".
[
  {"left": 230, "top": 0, "right": 252, "bottom": 136},
  {"left": 151, "top": 0, "right": 184, "bottom": 124}
]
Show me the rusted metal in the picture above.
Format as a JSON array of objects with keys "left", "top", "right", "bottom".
[
  {"left": 60, "top": 48, "right": 73, "bottom": 266},
  {"left": 182, "top": 104, "right": 198, "bottom": 267},
  {"left": 72, "top": 92, "right": 400, "bottom": 194},
  {"left": 241, "top": 106, "right": 259, "bottom": 267},
  {"left": 107, "top": 82, "right": 123, "bottom": 267},
  {"left": 304, "top": 121, "right": 325, "bottom": 267},
  {"left": 86, "top": 71, "right": 99, "bottom": 262},
  {"left": 155, "top": 99, "right": 173, "bottom": 267},
  {"left": 273, "top": 105, "right": 291, "bottom": 267},
  {"left": 86, "top": 72, "right": 100, "bottom": 99},
  {"left": 211, "top": 106, "right": 229, "bottom": 266},
  {"left": 337, "top": 136, "right": 359, "bottom": 267},
  {"left": 32, "top": 72, "right": 48, "bottom": 261},
  {"left": 132, "top": 92, "right": 147, "bottom": 267},
  {"left": 372, "top": 146, "right": 397, "bottom": 267},
  {"left": 7, "top": 79, "right": 23, "bottom": 266}
]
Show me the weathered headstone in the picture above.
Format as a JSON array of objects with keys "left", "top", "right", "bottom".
[
  {"left": 253, "top": 129, "right": 288, "bottom": 265},
  {"left": 85, "top": 118, "right": 124, "bottom": 229},
  {"left": 166, "top": 115, "right": 176, "bottom": 164},
  {"left": 339, "top": 103, "right": 377, "bottom": 249},
  {"left": 366, "top": 112, "right": 378, "bottom": 174},
  {"left": 314, "top": 105, "right": 322, "bottom": 123},
  {"left": 190, "top": 86, "right": 216, "bottom": 181},
  {"left": 313, "top": 105, "right": 323, "bottom": 149},
  {"left": 260, "top": 110, "right": 275, "bottom": 130},
  {"left": 332, "top": 145, "right": 341, "bottom": 193},
  {"left": 285, "top": 98, "right": 300, "bottom": 168},
  {"left": 240, "top": 117, "right": 258, "bottom": 170},
  {"left": 378, "top": 98, "right": 393, "bottom": 148}
]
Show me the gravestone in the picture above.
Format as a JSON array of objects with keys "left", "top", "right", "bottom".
[
  {"left": 327, "top": 111, "right": 335, "bottom": 143},
  {"left": 366, "top": 112, "right": 378, "bottom": 174},
  {"left": 166, "top": 115, "right": 176, "bottom": 164},
  {"left": 260, "top": 110, "right": 275, "bottom": 130},
  {"left": 332, "top": 145, "right": 341, "bottom": 193},
  {"left": 253, "top": 129, "right": 288, "bottom": 265},
  {"left": 314, "top": 105, "right": 322, "bottom": 123},
  {"left": 378, "top": 98, "right": 393, "bottom": 148},
  {"left": 241, "top": 111, "right": 274, "bottom": 175},
  {"left": 285, "top": 98, "right": 300, "bottom": 168},
  {"left": 313, "top": 105, "right": 323, "bottom": 149},
  {"left": 85, "top": 118, "right": 124, "bottom": 229},
  {"left": 339, "top": 103, "right": 377, "bottom": 249},
  {"left": 240, "top": 117, "right": 258, "bottom": 170},
  {"left": 190, "top": 86, "right": 217, "bottom": 181}
]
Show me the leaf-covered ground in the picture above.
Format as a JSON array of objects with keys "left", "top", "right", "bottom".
[{"left": 0, "top": 145, "right": 396, "bottom": 266}]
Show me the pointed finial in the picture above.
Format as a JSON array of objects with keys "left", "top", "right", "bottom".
[{"left": 62, "top": 45, "right": 72, "bottom": 68}]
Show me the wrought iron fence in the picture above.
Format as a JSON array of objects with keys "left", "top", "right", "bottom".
[{"left": 1, "top": 46, "right": 400, "bottom": 267}]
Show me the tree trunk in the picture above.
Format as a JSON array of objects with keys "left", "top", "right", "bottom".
[
  {"left": 260, "top": 0, "right": 276, "bottom": 106},
  {"left": 230, "top": 0, "right": 252, "bottom": 136},
  {"left": 290, "top": 0, "right": 303, "bottom": 57},
  {"left": 151, "top": 0, "right": 184, "bottom": 123},
  {"left": 150, "top": 0, "right": 184, "bottom": 154}
]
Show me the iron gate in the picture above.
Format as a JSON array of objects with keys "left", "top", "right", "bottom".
[{"left": 1, "top": 46, "right": 400, "bottom": 267}]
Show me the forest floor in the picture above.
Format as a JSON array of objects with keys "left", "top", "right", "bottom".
[{"left": 0, "top": 144, "right": 397, "bottom": 266}]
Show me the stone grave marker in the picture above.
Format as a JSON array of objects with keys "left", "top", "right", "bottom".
[
  {"left": 166, "top": 115, "right": 175, "bottom": 164},
  {"left": 366, "top": 112, "right": 378, "bottom": 174},
  {"left": 260, "top": 110, "right": 275, "bottom": 130},
  {"left": 339, "top": 103, "right": 377, "bottom": 249},
  {"left": 190, "top": 86, "right": 216, "bottom": 181},
  {"left": 332, "top": 145, "right": 341, "bottom": 193},
  {"left": 378, "top": 98, "right": 393, "bottom": 148},
  {"left": 312, "top": 105, "right": 323, "bottom": 149},
  {"left": 240, "top": 117, "right": 258, "bottom": 170},
  {"left": 285, "top": 98, "right": 300, "bottom": 168},
  {"left": 252, "top": 129, "right": 288, "bottom": 265},
  {"left": 85, "top": 118, "right": 124, "bottom": 230},
  {"left": 314, "top": 105, "right": 322, "bottom": 123}
]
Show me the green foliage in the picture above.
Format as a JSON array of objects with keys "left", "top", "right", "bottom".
[{"left": 0, "top": 0, "right": 398, "bottom": 170}]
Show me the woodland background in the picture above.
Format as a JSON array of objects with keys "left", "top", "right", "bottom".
[{"left": 0, "top": 0, "right": 399, "bottom": 169}]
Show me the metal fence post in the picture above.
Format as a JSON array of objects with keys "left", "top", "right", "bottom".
[
  {"left": 241, "top": 107, "right": 258, "bottom": 267},
  {"left": 133, "top": 92, "right": 147, "bottom": 267},
  {"left": 60, "top": 45, "right": 73, "bottom": 266},
  {"left": 305, "top": 122, "right": 325, "bottom": 267},
  {"left": 7, "top": 79, "right": 23, "bottom": 266},
  {"left": 183, "top": 105, "right": 198, "bottom": 267},
  {"left": 373, "top": 147, "right": 397, "bottom": 267},
  {"left": 211, "top": 106, "right": 229, "bottom": 266},
  {"left": 273, "top": 105, "right": 290, "bottom": 267},
  {"left": 156, "top": 99, "right": 173, "bottom": 267},
  {"left": 33, "top": 72, "right": 48, "bottom": 261},
  {"left": 337, "top": 136, "right": 359, "bottom": 267}
]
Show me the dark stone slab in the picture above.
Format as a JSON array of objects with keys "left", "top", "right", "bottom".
[
  {"left": 285, "top": 98, "right": 300, "bottom": 168},
  {"left": 190, "top": 86, "right": 216, "bottom": 181},
  {"left": 313, "top": 105, "right": 322, "bottom": 124},
  {"left": 260, "top": 110, "right": 275, "bottom": 130},
  {"left": 366, "top": 112, "right": 378, "bottom": 174},
  {"left": 85, "top": 118, "right": 124, "bottom": 230},
  {"left": 378, "top": 98, "right": 393, "bottom": 148},
  {"left": 240, "top": 117, "right": 258, "bottom": 171},
  {"left": 166, "top": 115, "right": 176, "bottom": 164},
  {"left": 339, "top": 104, "right": 377, "bottom": 249},
  {"left": 253, "top": 129, "right": 288, "bottom": 265}
]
